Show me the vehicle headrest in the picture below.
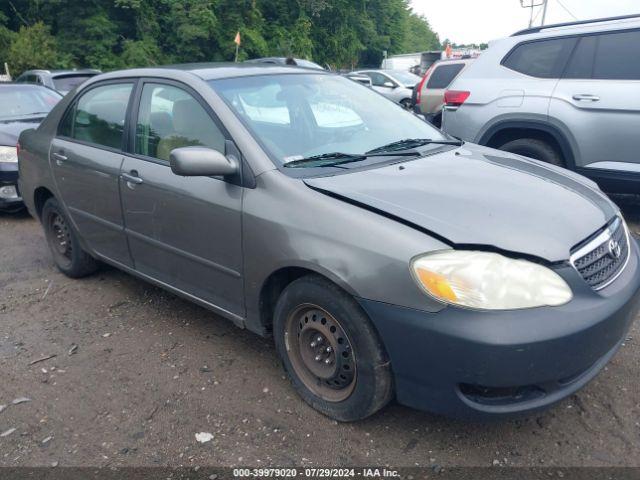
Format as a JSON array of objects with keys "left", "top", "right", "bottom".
[{"left": 172, "top": 98, "right": 211, "bottom": 134}]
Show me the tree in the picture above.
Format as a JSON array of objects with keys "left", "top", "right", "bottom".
[
  {"left": 0, "top": 0, "right": 443, "bottom": 74},
  {"left": 7, "top": 22, "right": 65, "bottom": 74}
]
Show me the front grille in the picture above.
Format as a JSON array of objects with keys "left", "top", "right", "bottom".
[{"left": 571, "top": 217, "right": 630, "bottom": 290}]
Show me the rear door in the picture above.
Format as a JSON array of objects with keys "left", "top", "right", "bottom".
[
  {"left": 119, "top": 80, "right": 244, "bottom": 319},
  {"left": 549, "top": 29, "right": 640, "bottom": 172},
  {"left": 51, "top": 81, "right": 135, "bottom": 267}
]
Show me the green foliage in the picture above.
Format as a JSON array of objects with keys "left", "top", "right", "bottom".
[
  {"left": 1, "top": 0, "right": 441, "bottom": 75},
  {"left": 6, "top": 22, "right": 66, "bottom": 74}
]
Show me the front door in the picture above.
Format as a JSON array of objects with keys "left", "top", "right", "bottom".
[
  {"left": 51, "top": 81, "right": 135, "bottom": 267},
  {"left": 120, "top": 81, "right": 244, "bottom": 318}
]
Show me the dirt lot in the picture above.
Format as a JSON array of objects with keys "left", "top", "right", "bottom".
[{"left": 1, "top": 195, "right": 640, "bottom": 469}]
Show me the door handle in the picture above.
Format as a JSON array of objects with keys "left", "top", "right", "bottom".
[
  {"left": 121, "top": 171, "right": 143, "bottom": 185},
  {"left": 52, "top": 152, "right": 67, "bottom": 165},
  {"left": 572, "top": 94, "right": 600, "bottom": 102}
]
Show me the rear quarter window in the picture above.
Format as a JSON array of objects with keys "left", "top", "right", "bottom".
[
  {"left": 426, "top": 64, "right": 465, "bottom": 89},
  {"left": 502, "top": 37, "right": 577, "bottom": 78}
]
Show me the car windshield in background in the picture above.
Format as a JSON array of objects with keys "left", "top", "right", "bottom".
[
  {"left": 295, "top": 59, "right": 325, "bottom": 70},
  {"left": 209, "top": 74, "right": 446, "bottom": 167},
  {"left": 52, "top": 75, "right": 95, "bottom": 93},
  {"left": 390, "top": 70, "right": 421, "bottom": 86},
  {"left": 0, "top": 86, "right": 61, "bottom": 120}
]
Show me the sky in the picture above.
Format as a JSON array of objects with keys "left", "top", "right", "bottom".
[{"left": 410, "top": 0, "right": 639, "bottom": 45}]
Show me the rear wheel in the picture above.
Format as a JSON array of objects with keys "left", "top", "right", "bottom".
[
  {"left": 273, "top": 275, "right": 393, "bottom": 422},
  {"left": 42, "top": 197, "right": 99, "bottom": 278},
  {"left": 499, "top": 138, "right": 565, "bottom": 167}
]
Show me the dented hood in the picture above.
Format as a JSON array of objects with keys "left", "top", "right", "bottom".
[{"left": 304, "top": 145, "right": 617, "bottom": 262}]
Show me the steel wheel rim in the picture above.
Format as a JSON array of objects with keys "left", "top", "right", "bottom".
[
  {"left": 47, "top": 212, "right": 73, "bottom": 268},
  {"left": 284, "top": 304, "right": 356, "bottom": 402}
]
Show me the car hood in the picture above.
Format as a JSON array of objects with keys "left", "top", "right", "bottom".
[
  {"left": 304, "top": 145, "right": 617, "bottom": 262},
  {"left": 0, "top": 118, "right": 43, "bottom": 146}
]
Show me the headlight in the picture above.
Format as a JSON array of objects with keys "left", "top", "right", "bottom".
[
  {"left": 411, "top": 250, "right": 572, "bottom": 310},
  {"left": 0, "top": 146, "right": 18, "bottom": 163}
]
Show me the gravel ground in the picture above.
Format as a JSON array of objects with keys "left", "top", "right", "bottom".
[{"left": 1, "top": 194, "right": 639, "bottom": 469}]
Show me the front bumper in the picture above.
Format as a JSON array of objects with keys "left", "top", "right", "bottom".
[
  {"left": 359, "top": 239, "right": 640, "bottom": 420},
  {"left": 0, "top": 162, "right": 23, "bottom": 211}
]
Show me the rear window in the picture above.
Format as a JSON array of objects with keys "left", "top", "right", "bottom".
[
  {"left": 52, "top": 75, "right": 95, "bottom": 93},
  {"left": 60, "top": 83, "right": 133, "bottom": 150},
  {"left": 426, "top": 64, "right": 465, "bottom": 89},
  {"left": 503, "top": 37, "right": 576, "bottom": 78}
]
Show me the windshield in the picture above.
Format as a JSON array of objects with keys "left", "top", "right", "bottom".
[
  {"left": 209, "top": 74, "right": 445, "bottom": 167},
  {"left": 390, "top": 70, "right": 421, "bottom": 86},
  {"left": 0, "top": 86, "right": 61, "bottom": 120},
  {"left": 52, "top": 74, "right": 95, "bottom": 93},
  {"left": 295, "top": 59, "right": 324, "bottom": 70}
]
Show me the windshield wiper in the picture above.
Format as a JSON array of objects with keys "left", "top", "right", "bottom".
[
  {"left": 366, "top": 138, "right": 463, "bottom": 154},
  {"left": 284, "top": 150, "right": 421, "bottom": 168},
  {"left": 284, "top": 152, "right": 367, "bottom": 168}
]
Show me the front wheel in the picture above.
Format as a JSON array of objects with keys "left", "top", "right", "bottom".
[
  {"left": 42, "top": 197, "right": 99, "bottom": 278},
  {"left": 499, "top": 138, "right": 565, "bottom": 167},
  {"left": 273, "top": 275, "right": 393, "bottom": 421}
]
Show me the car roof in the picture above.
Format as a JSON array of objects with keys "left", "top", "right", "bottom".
[
  {"left": 497, "top": 15, "right": 640, "bottom": 46},
  {"left": 96, "top": 62, "right": 329, "bottom": 82},
  {"left": 0, "top": 82, "right": 62, "bottom": 95},
  {"left": 19, "top": 68, "right": 101, "bottom": 77}
]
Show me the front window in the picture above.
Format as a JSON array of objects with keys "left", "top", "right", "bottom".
[
  {"left": 389, "top": 70, "right": 421, "bottom": 86},
  {"left": 209, "top": 73, "right": 446, "bottom": 167},
  {"left": 135, "top": 83, "right": 226, "bottom": 161},
  {"left": 0, "top": 86, "right": 61, "bottom": 120}
]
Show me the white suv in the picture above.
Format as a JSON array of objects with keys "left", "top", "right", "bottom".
[{"left": 442, "top": 14, "right": 640, "bottom": 193}]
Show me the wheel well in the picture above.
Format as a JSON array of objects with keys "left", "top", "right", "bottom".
[
  {"left": 485, "top": 127, "right": 566, "bottom": 161},
  {"left": 33, "top": 187, "right": 54, "bottom": 219},
  {"left": 259, "top": 267, "right": 333, "bottom": 334}
]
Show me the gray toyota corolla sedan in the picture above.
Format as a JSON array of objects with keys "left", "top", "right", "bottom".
[{"left": 18, "top": 64, "right": 640, "bottom": 421}]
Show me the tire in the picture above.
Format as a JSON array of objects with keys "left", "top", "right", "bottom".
[
  {"left": 400, "top": 98, "right": 413, "bottom": 110},
  {"left": 499, "top": 138, "right": 565, "bottom": 167},
  {"left": 431, "top": 112, "right": 442, "bottom": 129},
  {"left": 273, "top": 275, "right": 393, "bottom": 422},
  {"left": 42, "top": 197, "right": 99, "bottom": 278}
]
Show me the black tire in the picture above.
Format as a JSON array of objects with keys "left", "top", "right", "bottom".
[
  {"left": 499, "top": 138, "right": 565, "bottom": 167},
  {"left": 273, "top": 275, "right": 393, "bottom": 422},
  {"left": 42, "top": 197, "right": 99, "bottom": 278},
  {"left": 400, "top": 98, "right": 413, "bottom": 110},
  {"left": 431, "top": 112, "right": 442, "bottom": 129}
]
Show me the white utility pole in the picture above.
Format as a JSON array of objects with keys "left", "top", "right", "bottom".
[{"left": 541, "top": 0, "right": 549, "bottom": 25}]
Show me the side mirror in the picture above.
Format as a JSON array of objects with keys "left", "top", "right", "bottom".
[
  {"left": 169, "top": 146, "right": 238, "bottom": 177},
  {"left": 383, "top": 81, "right": 396, "bottom": 88}
]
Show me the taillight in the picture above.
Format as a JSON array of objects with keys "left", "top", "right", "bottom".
[
  {"left": 416, "top": 64, "right": 435, "bottom": 104},
  {"left": 444, "top": 90, "right": 470, "bottom": 107}
]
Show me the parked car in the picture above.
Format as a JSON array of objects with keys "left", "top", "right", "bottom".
[
  {"left": 442, "top": 14, "right": 640, "bottom": 193},
  {"left": 15, "top": 69, "right": 101, "bottom": 95},
  {"left": 18, "top": 64, "right": 640, "bottom": 421},
  {"left": 353, "top": 69, "right": 421, "bottom": 108},
  {"left": 0, "top": 83, "right": 62, "bottom": 212},
  {"left": 412, "top": 58, "right": 474, "bottom": 127},
  {"left": 244, "top": 57, "right": 325, "bottom": 70}
]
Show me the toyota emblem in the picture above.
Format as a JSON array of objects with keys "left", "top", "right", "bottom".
[{"left": 608, "top": 239, "right": 622, "bottom": 259}]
